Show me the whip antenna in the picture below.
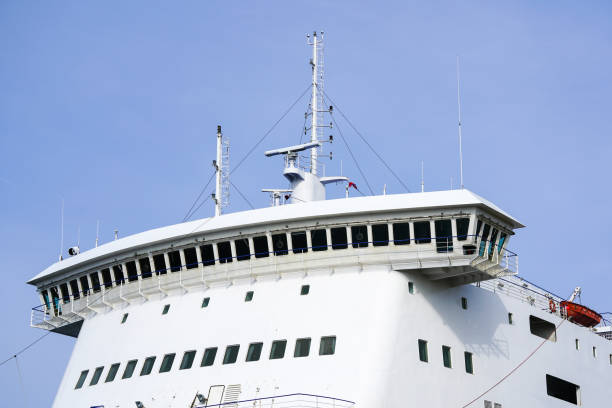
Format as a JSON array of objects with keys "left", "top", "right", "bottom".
[{"left": 456, "top": 55, "right": 464, "bottom": 189}]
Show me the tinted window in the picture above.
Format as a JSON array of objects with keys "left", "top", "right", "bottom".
[
  {"left": 113, "top": 265, "right": 125, "bottom": 285},
  {"left": 217, "top": 241, "right": 232, "bottom": 263},
  {"left": 139, "top": 257, "right": 152, "bottom": 278},
  {"left": 168, "top": 250, "right": 182, "bottom": 271},
  {"left": 159, "top": 353, "right": 176, "bottom": 373},
  {"left": 294, "top": 338, "right": 311, "bottom": 357},
  {"left": 442, "top": 345, "right": 452, "bottom": 368},
  {"left": 272, "top": 233, "right": 288, "bottom": 255},
  {"left": 235, "top": 238, "right": 251, "bottom": 261},
  {"left": 140, "top": 356, "right": 156, "bottom": 376},
  {"left": 253, "top": 236, "right": 269, "bottom": 258},
  {"left": 90, "top": 273, "right": 101, "bottom": 292},
  {"left": 75, "top": 370, "right": 88, "bottom": 389},
  {"left": 245, "top": 291, "right": 254, "bottom": 302},
  {"left": 393, "top": 223, "right": 410, "bottom": 245},
  {"left": 201, "top": 347, "right": 217, "bottom": 367},
  {"left": 79, "top": 276, "right": 90, "bottom": 295},
  {"left": 184, "top": 247, "right": 198, "bottom": 269},
  {"left": 498, "top": 233, "right": 508, "bottom": 254},
  {"left": 126, "top": 261, "right": 138, "bottom": 281},
  {"left": 59, "top": 283, "right": 70, "bottom": 303},
  {"left": 89, "top": 366, "right": 103, "bottom": 386},
  {"left": 372, "top": 224, "right": 389, "bottom": 246},
  {"left": 434, "top": 219, "right": 453, "bottom": 253},
  {"left": 456, "top": 218, "right": 470, "bottom": 241},
  {"left": 464, "top": 352, "right": 473, "bottom": 374},
  {"left": 223, "top": 345, "right": 240, "bottom": 364},
  {"left": 414, "top": 221, "right": 431, "bottom": 244},
  {"left": 179, "top": 350, "right": 196, "bottom": 370},
  {"left": 101, "top": 268, "right": 113, "bottom": 288},
  {"left": 70, "top": 279, "right": 80, "bottom": 299},
  {"left": 270, "top": 340, "right": 287, "bottom": 359},
  {"left": 201, "top": 297, "right": 210, "bottom": 308},
  {"left": 546, "top": 374, "right": 580, "bottom": 405},
  {"left": 153, "top": 253, "right": 167, "bottom": 274},
  {"left": 331, "top": 227, "right": 348, "bottom": 249},
  {"left": 418, "top": 339, "right": 428, "bottom": 362},
  {"left": 319, "top": 336, "right": 336, "bottom": 355},
  {"left": 246, "top": 343, "right": 263, "bottom": 362},
  {"left": 351, "top": 225, "right": 368, "bottom": 248},
  {"left": 291, "top": 231, "right": 308, "bottom": 253},
  {"left": 478, "top": 224, "right": 491, "bottom": 256},
  {"left": 200, "top": 244, "right": 215, "bottom": 266},
  {"left": 311, "top": 229, "right": 327, "bottom": 251},
  {"left": 105, "top": 363, "right": 120, "bottom": 382},
  {"left": 301, "top": 285, "right": 310, "bottom": 295},
  {"left": 122, "top": 360, "right": 137, "bottom": 379}
]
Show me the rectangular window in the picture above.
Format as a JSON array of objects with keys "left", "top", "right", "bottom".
[
  {"left": 319, "top": 336, "right": 336, "bottom": 356},
  {"left": 90, "top": 273, "right": 101, "bottom": 293},
  {"left": 140, "top": 356, "right": 156, "bottom": 376},
  {"left": 372, "top": 224, "right": 389, "bottom": 246},
  {"left": 461, "top": 297, "right": 468, "bottom": 310},
  {"left": 294, "top": 338, "right": 311, "bottom": 357},
  {"left": 253, "top": 236, "right": 269, "bottom": 258},
  {"left": 464, "top": 352, "right": 473, "bottom": 374},
  {"left": 139, "top": 258, "right": 152, "bottom": 278},
  {"left": 245, "top": 291, "right": 254, "bottom": 302},
  {"left": 529, "top": 315, "right": 557, "bottom": 342},
  {"left": 105, "top": 363, "right": 120, "bottom": 382},
  {"left": 126, "top": 261, "right": 138, "bottom": 282},
  {"left": 546, "top": 374, "right": 580, "bottom": 405},
  {"left": 89, "top": 366, "right": 104, "bottom": 386},
  {"left": 508, "top": 313, "right": 513, "bottom": 324},
  {"left": 331, "top": 227, "right": 348, "bottom": 249},
  {"left": 272, "top": 233, "right": 288, "bottom": 255},
  {"left": 484, "top": 402, "right": 492, "bottom": 408},
  {"left": 408, "top": 282, "right": 414, "bottom": 294},
  {"left": 301, "top": 284, "right": 310, "bottom": 295},
  {"left": 121, "top": 313, "right": 128, "bottom": 324},
  {"left": 291, "top": 231, "right": 308, "bottom": 253},
  {"left": 488, "top": 228, "right": 499, "bottom": 257},
  {"left": 200, "top": 244, "right": 215, "bottom": 266},
  {"left": 122, "top": 360, "right": 137, "bottom": 379},
  {"left": 59, "top": 283, "right": 70, "bottom": 303},
  {"left": 235, "top": 238, "right": 251, "bottom": 261},
  {"left": 456, "top": 218, "right": 470, "bottom": 241},
  {"left": 168, "top": 250, "right": 182, "bottom": 271},
  {"left": 113, "top": 265, "right": 125, "bottom": 284},
  {"left": 393, "top": 222, "right": 410, "bottom": 245},
  {"left": 418, "top": 339, "right": 428, "bottom": 362},
  {"left": 351, "top": 225, "right": 368, "bottom": 248},
  {"left": 270, "top": 340, "right": 287, "bottom": 359},
  {"left": 159, "top": 353, "right": 176, "bottom": 373},
  {"left": 498, "top": 233, "right": 508, "bottom": 254},
  {"left": 179, "top": 350, "right": 196, "bottom": 370},
  {"left": 479, "top": 224, "right": 491, "bottom": 256},
  {"left": 217, "top": 241, "right": 232, "bottom": 263},
  {"left": 223, "top": 345, "right": 240, "bottom": 364},
  {"left": 593, "top": 346, "right": 597, "bottom": 358},
  {"left": 162, "top": 304, "right": 170, "bottom": 315},
  {"left": 434, "top": 219, "right": 453, "bottom": 253},
  {"left": 475, "top": 219, "right": 483, "bottom": 238},
  {"left": 101, "top": 268, "right": 113, "bottom": 288},
  {"left": 79, "top": 276, "right": 90, "bottom": 295},
  {"left": 69, "top": 279, "right": 80, "bottom": 299},
  {"left": 201, "top": 347, "right": 217, "bottom": 367},
  {"left": 184, "top": 247, "right": 198, "bottom": 269},
  {"left": 311, "top": 229, "right": 328, "bottom": 251},
  {"left": 442, "top": 345, "right": 452, "bottom": 368},
  {"left": 75, "top": 370, "right": 88, "bottom": 389},
  {"left": 414, "top": 221, "right": 431, "bottom": 244},
  {"left": 246, "top": 342, "right": 263, "bottom": 362},
  {"left": 202, "top": 297, "right": 210, "bottom": 308},
  {"left": 153, "top": 253, "right": 167, "bottom": 274},
  {"left": 575, "top": 339, "right": 579, "bottom": 350}
]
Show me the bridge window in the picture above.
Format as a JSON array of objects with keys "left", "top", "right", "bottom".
[
  {"left": 372, "top": 224, "right": 389, "bottom": 246},
  {"left": 331, "top": 227, "right": 348, "bottom": 249},
  {"left": 475, "top": 219, "right": 483, "bottom": 237},
  {"left": 200, "top": 244, "right": 215, "bottom": 266},
  {"left": 311, "top": 229, "right": 327, "bottom": 251},
  {"left": 159, "top": 353, "right": 176, "bottom": 373},
  {"left": 140, "top": 356, "right": 156, "bottom": 376},
  {"left": 126, "top": 261, "right": 138, "bottom": 281},
  {"left": 223, "top": 345, "right": 240, "bottom": 364},
  {"left": 79, "top": 276, "right": 90, "bottom": 295},
  {"left": 498, "top": 233, "right": 507, "bottom": 254},
  {"left": 529, "top": 315, "right": 557, "bottom": 342},
  {"left": 294, "top": 338, "right": 311, "bottom": 357},
  {"left": 101, "top": 268, "right": 112, "bottom": 288},
  {"left": 235, "top": 238, "right": 251, "bottom": 261},
  {"left": 272, "top": 233, "right": 288, "bottom": 255},
  {"left": 89, "top": 366, "right": 103, "bottom": 386},
  {"left": 246, "top": 342, "right": 263, "bottom": 362},
  {"left": 351, "top": 225, "right": 368, "bottom": 248},
  {"left": 74, "top": 369, "right": 88, "bottom": 389},
  {"left": 184, "top": 247, "right": 198, "bottom": 269},
  {"left": 442, "top": 345, "right": 452, "bottom": 368},
  {"left": 270, "top": 340, "right": 287, "bottom": 359},
  {"left": 456, "top": 218, "right": 470, "bottom": 241},
  {"left": 393, "top": 222, "right": 410, "bottom": 245},
  {"left": 113, "top": 265, "right": 124, "bottom": 284},
  {"left": 291, "top": 231, "right": 308, "bottom": 253},
  {"left": 104, "top": 363, "right": 120, "bottom": 382},
  {"left": 488, "top": 228, "right": 499, "bottom": 256},
  {"left": 464, "top": 352, "right": 473, "bottom": 374},
  {"left": 546, "top": 374, "right": 580, "bottom": 405},
  {"left": 414, "top": 221, "right": 431, "bottom": 244},
  {"left": 168, "top": 250, "right": 182, "bottom": 271},
  {"left": 153, "top": 254, "right": 167, "bottom": 274},
  {"left": 122, "top": 360, "right": 137, "bottom": 379},
  {"left": 41, "top": 289, "right": 50, "bottom": 307},
  {"left": 179, "top": 350, "right": 196, "bottom": 369},
  {"left": 418, "top": 339, "right": 428, "bottom": 362},
  {"left": 479, "top": 224, "right": 491, "bottom": 256},
  {"left": 201, "top": 347, "right": 217, "bottom": 367},
  {"left": 320, "top": 336, "right": 336, "bottom": 355},
  {"left": 90, "top": 273, "right": 101, "bottom": 292},
  {"left": 217, "top": 241, "right": 232, "bottom": 263},
  {"left": 253, "top": 236, "right": 269, "bottom": 258},
  {"left": 69, "top": 280, "right": 80, "bottom": 299},
  {"left": 59, "top": 283, "right": 70, "bottom": 303},
  {"left": 139, "top": 258, "right": 152, "bottom": 278},
  {"left": 435, "top": 219, "right": 453, "bottom": 253}
]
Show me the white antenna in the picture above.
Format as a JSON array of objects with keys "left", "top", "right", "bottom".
[
  {"left": 383, "top": 184, "right": 387, "bottom": 195},
  {"left": 95, "top": 220, "right": 100, "bottom": 248},
  {"left": 114, "top": 229, "right": 118, "bottom": 240},
  {"left": 456, "top": 55, "right": 464, "bottom": 189},
  {"left": 59, "top": 199, "right": 64, "bottom": 261},
  {"left": 213, "top": 125, "right": 230, "bottom": 216},
  {"left": 421, "top": 161, "right": 425, "bottom": 193},
  {"left": 307, "top": 31, "right": 326, "bottom": 175}
]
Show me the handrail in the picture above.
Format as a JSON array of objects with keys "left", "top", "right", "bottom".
[{"left": 195, "top": 392, "right": 355, "bottom": 408}]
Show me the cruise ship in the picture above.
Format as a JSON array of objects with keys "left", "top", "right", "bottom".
[{"left": 28, "top": 33, "right": 612, "bottom": 408}]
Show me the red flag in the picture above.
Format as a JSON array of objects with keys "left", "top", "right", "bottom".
[{"left": 348, "top": 182, "right": 358, "bottom": 190}]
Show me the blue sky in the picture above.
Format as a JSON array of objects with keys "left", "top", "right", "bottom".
[{"left": 1, "top": 1, "right": 611, "bottom": 405}]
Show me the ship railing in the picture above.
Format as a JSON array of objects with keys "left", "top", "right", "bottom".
[
  {"left": 31, "top": 235, "right": 517, "bottom": 329},
  {"left": 195, "top": 393, "right": 354, "bottom": 408}
]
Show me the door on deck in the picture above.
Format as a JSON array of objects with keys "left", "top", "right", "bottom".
[{"left": 206, "top": 385, "right": 225, "bottom": 407}]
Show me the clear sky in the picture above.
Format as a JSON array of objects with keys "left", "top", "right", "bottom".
[{"left": 1, "top": 1, "right": 611, "bottom": 405}]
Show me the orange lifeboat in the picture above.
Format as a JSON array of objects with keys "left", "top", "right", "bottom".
[{"left": 560, "top": 301, "right": 602, "bottom": 327}]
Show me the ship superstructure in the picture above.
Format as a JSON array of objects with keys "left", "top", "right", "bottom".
[{"left": 27, "top": 32, "right": 612, "bottom": 408}]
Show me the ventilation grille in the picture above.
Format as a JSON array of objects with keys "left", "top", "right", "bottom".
[{"left": 222, "top": 384, "right": 242, "bottom": 407}]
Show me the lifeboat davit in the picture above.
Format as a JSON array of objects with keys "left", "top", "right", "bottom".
[{"left": 561, "top": 301, "right": 602, "bottom": 327}]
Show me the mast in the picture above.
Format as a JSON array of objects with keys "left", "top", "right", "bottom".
[
  {"left": 214, "top": 125, "right": 231, "bottom": 216},
  {"left": 215, "top": 125, "right": 222, "bottom": 217},
  {"left": 308, "top": 31, "right": 324, "bottom": 175}
]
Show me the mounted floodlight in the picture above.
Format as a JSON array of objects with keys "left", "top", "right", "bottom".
[
  {"left": 68, "top": 246, "right": 80, "bottom": 256},
  {"left": 135, "top": 402, "right": 144, "bottom": 408},
  {"left": 264, "top": 141, "right": 321, "bottom": 157}
]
